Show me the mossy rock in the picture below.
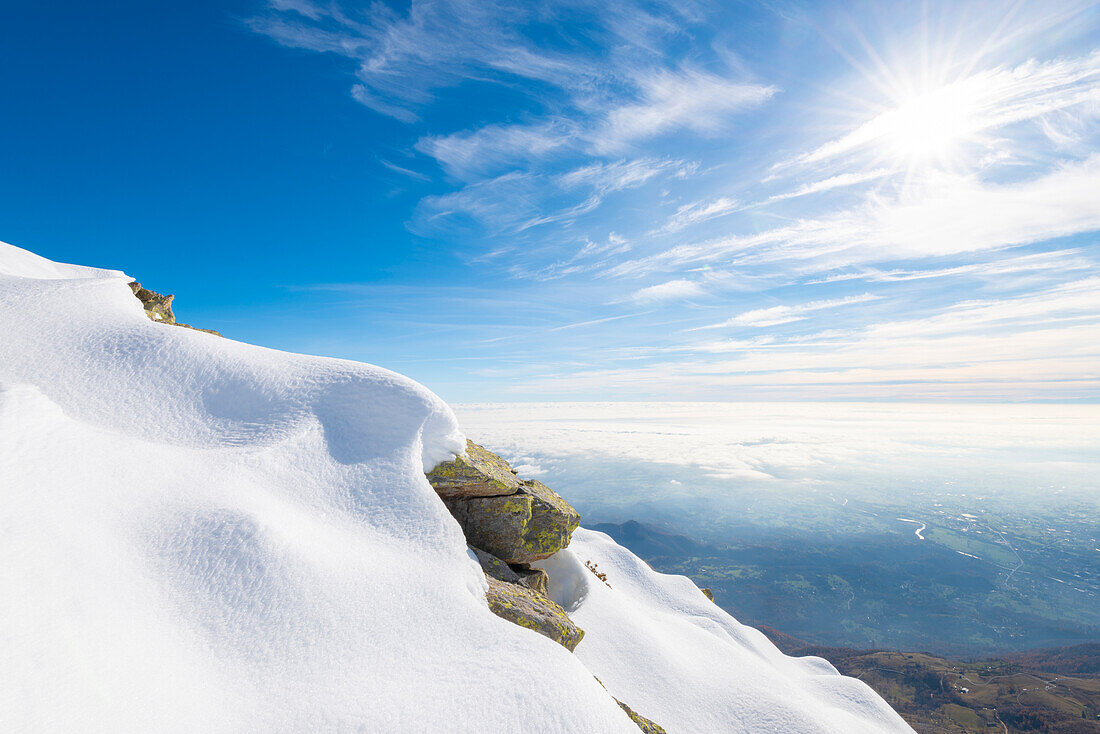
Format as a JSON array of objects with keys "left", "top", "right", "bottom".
[
  {"left": 426, "top": 440, "right": 522, "bottom": 498},
  {"left": 485, "top": 575, "right": 584, "bottom": 652},
  {"left": 445, "top": 481, "right": 579, "bottom": 564},
  {"left": 446, "top": 494, "right": 533, "bottom": 563},
  {"left": 518, "top": 479, "right": 580, "bottom": 560},
  {"left": 128, "top": 281, "right": 222, "bottom": 336},
  {"left": 615, "top": 699, "right": 667, "bottom": 734},
  {"left": 512, "top": 566, "right": 549, "bottom": 597}
]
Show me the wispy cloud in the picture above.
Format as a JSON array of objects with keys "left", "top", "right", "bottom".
[
  {"left": 416, "top": 121, "right": 572, "bottom": 180},
  {"left": 766, "top": 169, "right": 891, "bottom": 203},
  {"left": 660, "top": 196, "right": 740, "bottom": 233},
  {"left": 557, "top": 159, "right": 690, "bottom": 196},
  {"left": 630, "top": 279, "right": 705, "bottom": 303},
  {"left": 807, "top": 249, "right": 1095, "bottom": 285},
  {"left": 700, "top": 293, "right": 881, "bottom": 329},
  {"left": 613, "top": 155, "right": 1100, "bottom": 276},
  {"left": 592, "top": 69, "right": 776, "bottom": 153}
]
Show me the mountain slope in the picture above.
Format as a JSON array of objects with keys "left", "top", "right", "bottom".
[{"left": 0, "top": 241, "right": 911, "bottom": 733}]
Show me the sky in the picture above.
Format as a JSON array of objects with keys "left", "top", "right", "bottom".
[{"left": 2, "top": 0, "right": 1098, "bottom": 402}]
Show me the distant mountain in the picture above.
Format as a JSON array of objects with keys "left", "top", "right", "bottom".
[{"left": 590, "top": 520, "right": 708, "bottom": 558}]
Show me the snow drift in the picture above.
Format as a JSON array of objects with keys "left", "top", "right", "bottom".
[{"left": 0, "top": 241, "right": 911, "bottom": 733}]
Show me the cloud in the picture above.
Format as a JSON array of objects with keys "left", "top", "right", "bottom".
[
  {"left": 379, "top": 159, "right": 431, "bottom": 181},
  {"left": 557, "top": 159, "right": 689, "bottom": 196},
  {"left": 660, "top": 196, "right": 740, "bottom": 233},
  {"left": 766, "top": 169, "right": 891, "bottom": 202},
  {"left": 455, "top": 402, "right": 1100, "bottom": 491},
  {"left": 592, "top": 69, "right": 776, "bottom": 153},
  {"left": 611, "top": 155, "right": 1100, "bottom": 276},
  {"left": 416, "top": 121, "right": 573, "bottom": 180},
  {"left": 499, "top": 277, "right": 1100, "bottom": 400},
  {"left": 701, "top": 293, "right": 881, "bottom": 329},
  {"left": 630, "top": 279, "right": 704, "bottom": 303},
  {"left": 807, "top": 249, "right": 1095, "bottom": 285}
]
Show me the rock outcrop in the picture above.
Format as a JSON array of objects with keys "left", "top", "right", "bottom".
[
  {"left": 129, "top": 281, "right": 221, "bottom": 336},
  {"left": 431, "top": 441, "right": 580, "bottom": 565},
  {"left": 426, "top": 441, "right": 522, "bottom": 497},
  {"left": 473, "top": 548, "right": 584, "bottom": 652},
  {"left": 427, "top": 442, "right": 666, "bottom": 732},
  {"left": 615, "top": 699, "right": 668, "bottom": 734},
  {"left": 427, "top": 442, "right": 585, "bottom": 649}
]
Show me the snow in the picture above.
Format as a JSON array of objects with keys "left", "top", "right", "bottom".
[
  {"left": 537, "top": 530, "right": 911, "bottom": 733},
  {"left": 0, "top": 241, "right": 910, "bottom": 733}
]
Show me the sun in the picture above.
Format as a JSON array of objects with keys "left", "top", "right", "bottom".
[{"left": 874, "top": 82, "right": 980, "bottom": 168}]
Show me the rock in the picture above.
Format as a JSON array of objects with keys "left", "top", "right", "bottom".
[
  {"left": 615, "top": 699, "right": 667, "bottom": 734},
  {"left": 426, "top": 440, "right": 522, "bottom": 498},
  {"left": 472, "top": 546, "right": 583, "bottom": 651},
  {"left": 518, "top": 479, "right": 580, "bottom": 559},
  {"left": 445, "top": 493, "right": 533, "bottom": 563},
  {"left": 444, "top": 480, "right": 579, "bottom": 564},
  {"left": 128, "top": 281, "right": 222, "bottom": 336},
  {"left": 430, "top": 441, "right": 580, "bottom": 563},
  {"left": 471, "top": 547, "right": 522, "bottom": 584},
  {"left": 129, "top": 281, "right": 175, "bottom": 323},
  {"left": 485, "top": 575, "right": 584, "bottom": 652},
  {"left": 512, "top": 566, "right": 550, "bottom": 597},
  {"left": 701, "top": 587, "right": 714, "bottom": 602}
]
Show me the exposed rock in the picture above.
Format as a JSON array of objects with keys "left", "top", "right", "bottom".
[
  {"left": 485, "top": 575, "right": 585, "bottom": 652},
  {"left": 701, "top": 587, "right": 714, "bottom": 602},
  {"left": 128, "top": 281, "right": 221, "bottom": 336},
  {"left": 512, "top": 566, "right": 550, "bottom": 596},
  {"left": 471, "top": 546, "right": 583, "bottom": 651},
  {"left": 129, "top": 281, "right": 175, "bottom": 323},
  {"left": 615, "top": 699, "right": 667, "bottom": 734},
  {"left": 445, "top": 493, "right": 533, "bottom": 563},
  {"left": 444, "top": 483, "right": 579, "bottom": 564},
  {"left": 471, "top": 547, "right": 522, "bottom": 584},
  {"left": 431, "top": 441, "right": 580, "bottom": 564},
  {"left": 433, "top": 445, "right": 586, "bottom": 648},
  {"left": 518, "top": 479, "right": 581, "bottom": 560},
  {"left": 426, "top": 440, "right": 522, "bottom": 498}
]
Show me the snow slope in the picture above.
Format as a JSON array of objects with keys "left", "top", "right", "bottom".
[{"left": 0, "top": 241, "right": 911, "bottom": 733}]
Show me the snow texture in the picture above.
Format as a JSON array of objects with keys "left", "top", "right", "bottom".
[
  {"left": 537, "top": 530, "right": 913, "bottom": 733},
  {"left": 0, "top": 241, "right": 911, "bottom": 733}
]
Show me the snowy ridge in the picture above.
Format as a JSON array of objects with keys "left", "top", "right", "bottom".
[{"left": 0, "top": 241, "right": 911, "bottom": 733}]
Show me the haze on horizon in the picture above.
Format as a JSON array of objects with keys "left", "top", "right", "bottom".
[{"left": 1, "top": 0, "right": 1097, "bottom": 403}]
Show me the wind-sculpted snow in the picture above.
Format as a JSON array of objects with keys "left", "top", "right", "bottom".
[
  {"left": 0, "top": 242, "right": 636, "bottom": 733},
  {"left": 0, "top": 241, "right": 910, "bottom": 732}
]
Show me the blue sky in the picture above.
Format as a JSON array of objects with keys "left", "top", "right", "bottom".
[{"left": 2, "top": 0, "right": 1098, "bottom": 402}]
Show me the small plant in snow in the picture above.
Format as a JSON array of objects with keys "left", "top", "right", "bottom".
[{"left": 585, "top": 560, "right": 612, "bottom": 588}]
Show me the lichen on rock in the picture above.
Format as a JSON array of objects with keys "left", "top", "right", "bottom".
[
  {"left": 614, "top": 699, "right": 667, "bottom": 734},
  {"left": 485, "top": 575, "right": 585, "bottom": 652},
  {"left": 471, "top": 547, "right": 584, "bottom": 651},
  {"left": 430, "top": 441, "right": 580, "bottom": 564},
  {"left": 426, "top": 440, "right": 521, "bottom": 498}
]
